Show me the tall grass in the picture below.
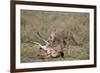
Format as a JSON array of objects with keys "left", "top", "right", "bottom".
[{"left": 20, "top": 10, "right": 89, "bottom": 63}]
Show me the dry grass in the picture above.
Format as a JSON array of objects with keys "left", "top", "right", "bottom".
[{"left": 20, "top": 10, "right": 89, "bottom": 63}]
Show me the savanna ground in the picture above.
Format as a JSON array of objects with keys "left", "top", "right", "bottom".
[{"left": 21, "top": 10, "right": 89, "bottom": 63}]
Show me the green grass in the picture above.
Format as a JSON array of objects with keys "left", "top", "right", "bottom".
[
  {"left": 21, "top": 43, "right": 89, "bottom": 63},
  {"left": 20, "top": 10, "right": 89, "bottom": 63}
]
